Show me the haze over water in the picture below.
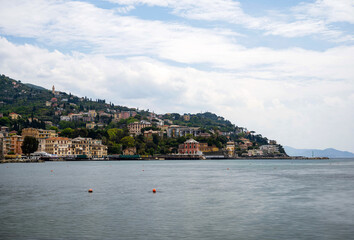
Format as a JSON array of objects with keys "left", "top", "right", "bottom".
[{"left": 1, "top": 159, "right": 354, "bottom": 239}]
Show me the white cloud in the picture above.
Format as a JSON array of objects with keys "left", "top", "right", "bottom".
[
  {"left": 1, "top": 37, "right": 354, "bottom": 152},
  {"left": 2, "top": 0, "right": 354, "bottom": 76},
  {"left": 0, "top": 1, "right": 353, "bottom": 152},
  {"left": 294, "top": 0, "right": 354, "bottom": 24},
  {"left": 106, "top": 0, "right": 354, "bottom": 41}
]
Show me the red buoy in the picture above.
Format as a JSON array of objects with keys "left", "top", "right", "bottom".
[
  {"left": 152, "top": 188, "right": 156, "bottom": 193},
  {"left": 88, "top": 189, "right": 93, "bottom": 193}
]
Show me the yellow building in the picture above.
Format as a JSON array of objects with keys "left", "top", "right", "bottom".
[
  {"left": 199, "top": 143, "right": 219, "bottom": 153},
  {"left": 22, "top": 128, "right": 58, "bottom": 152},
  {"left": 22, "top": 128, "right": 57, "bottom": 139},
  {"left": 128, "top": 120, "right": 152, "bottom": 135},
  {"left": 71, "top": 137, "right": 107, "bottom": 158},
  {"left": 9, "top": 112, "right": 21, "bottom": 120},
  {"left": 45, "top": 137, "right": 72, "bottom": 156},
  {"left": 226, "top": 141, "right": 236, "bottom": 157}
]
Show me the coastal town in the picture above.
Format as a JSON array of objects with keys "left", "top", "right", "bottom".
[{"left": 0, "top": 78, "right": 288, "bottom": 161}]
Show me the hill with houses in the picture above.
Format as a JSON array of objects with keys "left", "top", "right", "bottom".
[{"left": 0, "top": 74, "right": 286, "bottom": 158}]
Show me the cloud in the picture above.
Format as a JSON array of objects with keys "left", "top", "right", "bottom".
[
  {"left": 0, "top": 1, "right": 353, "bottom": 152},
  {"left": 1, "top": 37, "right": 354, "bottom": 152},
  {"left": 294, "top": 0, "right": 354, "bottom": 24},
  {"left": 1, "top": 0, "right": 354, "bottom": 75},
  {"left": 106, "top": 0, "right": 354, "bottom": 41}
]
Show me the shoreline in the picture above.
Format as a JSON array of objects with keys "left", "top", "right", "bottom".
[{"left": 1, "top": 156, "right": 330, "bottom": 163}]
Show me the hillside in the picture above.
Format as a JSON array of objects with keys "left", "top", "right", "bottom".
[
  {"left": 0, "top": 74, "right": 283, "bottom": 156},
  {"left": 284, "top": 146, "right": 354, "bottom": 158},
  {"left": 0, "top": 74, "right": 241, "bottom": 132}
]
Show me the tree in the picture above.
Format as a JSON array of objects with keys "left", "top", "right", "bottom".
[
  {"left": 120, "top": 136, "right": 135, "bottom": 149},
  {"left": 60, "top": 128, "right": 74, "bottom": 137},
  {"left": 107, "top": 128, "right": 124, "bottom": 143},
  {"left": 21, "top": 136, "right": 39, "bottom": 156}
]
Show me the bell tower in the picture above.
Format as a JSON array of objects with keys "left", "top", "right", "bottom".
[{"left": 52, "top": 85, "right": 55, "bottom": 94}]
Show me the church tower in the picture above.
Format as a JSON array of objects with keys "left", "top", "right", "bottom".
[{"left": 52, "top": 85, "right": 55, "bottom": 94}]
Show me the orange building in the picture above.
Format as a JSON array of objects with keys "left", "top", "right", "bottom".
[{"left": 2, "top": 135, "right": 23, "bottom": 155}]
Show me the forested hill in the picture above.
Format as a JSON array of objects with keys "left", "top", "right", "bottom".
[
  {"left": 0, "top": 74, "right": 236, "bottom": 132},
  {"left": 0, "top": 74, "right": 281, "bottom": 156},
  {"left": 0, "top": 74, "right": 133, "bottom": 119}
]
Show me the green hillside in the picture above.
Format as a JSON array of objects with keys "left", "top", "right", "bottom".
[{"left": 0, "top": 74, "right": 284, "bottom": 156}]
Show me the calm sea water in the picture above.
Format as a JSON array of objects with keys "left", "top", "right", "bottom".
[{"left": 1, "top": 159, "right": 354, "bottom": 240}]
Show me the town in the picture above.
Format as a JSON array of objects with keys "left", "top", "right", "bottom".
[{"left": 0, "top": 78, "right": 288, "bottom": 161}]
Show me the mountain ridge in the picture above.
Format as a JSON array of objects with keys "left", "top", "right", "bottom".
[{"left": 284, "top": 146, "right": 354, "bottom": 158}]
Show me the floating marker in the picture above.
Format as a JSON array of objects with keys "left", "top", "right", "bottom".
[
  {"left": 152, "top": 188, "right": 156, "bottom": 193},
  {"left": 88, "top": 189, "right": 93, "bottom": 193}
]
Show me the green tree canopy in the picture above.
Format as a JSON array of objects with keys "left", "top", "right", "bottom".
[
  {"left": 120, "top": 136, "right": 135, "bottom": 149},
  {"left": 21, "top": 136, "right": 39, "bottom": 156},
  {"left": 107, "top": 128, "right": 124, "bottom": 143}
]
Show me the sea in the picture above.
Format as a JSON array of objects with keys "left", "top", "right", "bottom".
[{"left": 1, "top": 159, "right": 354, "bottom": 240}]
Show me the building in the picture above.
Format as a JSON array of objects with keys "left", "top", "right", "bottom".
[
  {"left": 69, "top": 113, "right": 83, "bottom": 121},
  {"left": 71, "top": 137, "right": 107, "bottom": 157},
  {"left": 60, "top": 116, "right": 71, "bottom": 121},
  {"left": 128, "top": 120, "right": 152, "bottom": 135},
  {"left": 21, "top": 128, "right": 58, "bottom": 139},
  {"left": 178, "top": 139, "right": 201, "bottom": 155},
  {"left": 22, "top": 128, "right": 58, "bottom": 152},
  {"left": 167, "top": 125, "right": 201, "bottom": 138},
  {"left": 9, "top": 112, "right": 21, "bottom": 120},
  {"left": 143, "top": 129, "right": 162, "bottom": 141},
  {"left": 239, "top": 138, "right": 253, "bottom": 150},
  {"left": 87, "top": 110, "right": 97, "bottom": 121},
  {"left": 260, "top": 145, "right": 280, "bottom": 155},
  {"left": 225, "top": 141, "right": 236, "bottom": 157},
  {"left": 0, "top": 131, "right": 7, "bottom": 158},
  {"left": 183, "top": 114, "right": 190, "bottom": 121},
  {"left": 2, "top": 135, "right": 23, "bottom": 155},
  {"left": 247, "top": 149, "right": 263, "bottom": 157},
  {"left": 123, "top": 147, "right": 137, "bottom": 155},
  {"left": 198, "top": 132, "right": 211, "bottom": 138},
  {"left": 1, "top": 126, "right": 9, "bottom": 133},
  {"left": 199, "top": 143, "right": 219, "bottom": 153},
  {"left": 45, "top": 137, "right": 72, "bottom": 156},
  {"left": 86, "top": 122, "right": 96, "bottom": 129}
]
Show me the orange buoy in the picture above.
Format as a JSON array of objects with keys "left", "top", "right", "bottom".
[
  {"left": 227, "top": 168, "right": 229, "bottom": 170},
  {"left": 88, "top": 189, "right": 93, "bottom": 193},
  {"left": 152, "top": 188, "right": 156, "bottom": 193},
  {"left": 51, "top": 170, "right": 53, "bottom": 172}
]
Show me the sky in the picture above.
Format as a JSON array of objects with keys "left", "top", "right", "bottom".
[{"left": 0, "top": 0, "right": 354, "bottom": 152}]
